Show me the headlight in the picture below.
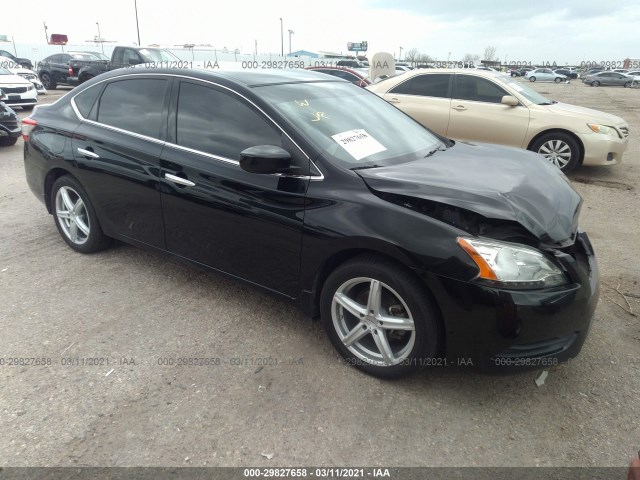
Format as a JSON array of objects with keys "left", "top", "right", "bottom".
[
  {"left": 457, "top": 237, "right": 569, "bottom": 289},
  {"left": 587, "top": 123, "right": 618, "bottom": 137},
  {"left": 26, "top": 84, "right": 34, "bottom": 91}
]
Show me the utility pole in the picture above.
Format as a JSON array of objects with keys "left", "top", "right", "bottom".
[
  {"left": 43, "top": 22, "right": 49, "bottom": 43},
  {"left": 279, "top": 18, "right": 283, "bottom": 57},
  {"left": 96, "top": 22, "right": 105, "bottom": 54},
  {"left": 134, "top": 0, "right": 141, "bottom": 45},
  {"left": 288, "top": 30, "right": 294, "bottom": 56},
  {"left": 399, "top": 46, "right": 402, "bottom": 61}
]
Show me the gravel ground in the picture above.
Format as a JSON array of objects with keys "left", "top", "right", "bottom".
[{"left": 0, "top": 80, "right": 638, "bottom": 468}]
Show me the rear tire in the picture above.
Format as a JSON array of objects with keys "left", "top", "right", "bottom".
[
  {"left": 22, "top": 105, "right": 34, "bottom": 111},
  {"left": 40, "top": 73, "right": 56, "bottom": 90},
  {"left": 50, "top": 176, "right": 111, "bottom": 253},
  {"left": 529, "top": 76, "right": 536, "bottom": 82},
  {"left": 320, "top": 254, "right": 441, "bottom": 379}
]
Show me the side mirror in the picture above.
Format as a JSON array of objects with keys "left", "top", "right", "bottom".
[
  {"left": 501, "top": 95, "right": 519, "bottom": 106},
  {"left": 240, "top": 145, "right": 292, "bottom": 174}
]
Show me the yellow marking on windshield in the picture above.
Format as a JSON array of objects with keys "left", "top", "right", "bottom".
[{"left": 311, "top": 112, "right": 329, "bottom": 122}]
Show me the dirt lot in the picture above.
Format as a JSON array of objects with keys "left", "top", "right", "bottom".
[{"left": 0, "top": 79, "right": 638, "bottom": 469}]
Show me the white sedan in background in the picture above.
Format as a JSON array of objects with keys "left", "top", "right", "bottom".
[
  {"left": 0, "top": 67, "right": 38, "bottom": 110},
  {"left": 0, "top": 56, "right": 46, "bottom": 94},
  {"left": 525, "top": 68, "right": 567, "bottom": 83}
]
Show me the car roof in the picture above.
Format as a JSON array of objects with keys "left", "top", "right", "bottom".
[
  {"left": 367, "top": 68, "right": 509, "bottom": 90},
  {"left": 79, "top": 67, "right": 345, "bottom": 89},
  {"left": 306, "top": 66, "right": 365, "bottom": 76}
]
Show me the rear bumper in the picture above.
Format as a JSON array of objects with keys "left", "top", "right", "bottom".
[{"left": 421, "top": 231, "right": 599, "bottom": 372}]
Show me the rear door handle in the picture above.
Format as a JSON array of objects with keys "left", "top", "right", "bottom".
[
  {"left": 164, "top": 172, "right": 195, "bottom": 187},
  {"left": 452, "top": 105, "right": 467, "bottom": 111},
  {"left": 77, "top": 147, "right": 100, "bottom": 159}
]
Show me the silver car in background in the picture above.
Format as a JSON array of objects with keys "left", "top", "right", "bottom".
[
  {"left": 525, "top": 68, "right": 567, "bottom": 83},
  {"left": 582, "top": 71, "right": 635, "bottom": 87}
]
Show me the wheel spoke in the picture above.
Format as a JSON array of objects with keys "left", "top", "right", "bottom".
[
  {"left": 377, "top": 314, "right": 414, "bottom": 331},
  {"left": 60, "top": 188, "right": 75, "bottom": 211},
  {"left": 342, "top": 322, "right": 369, "bottom": 347},
  {"left": 372, "top": 329, "right": 394, "bottom": 365},
  {"left": 73, "top": 198, "right": 85, "bottom": 215},
  {"left": 68, "top": 220, "right": 79, "bottom": 243},
  {"left": 366, "top": 279, "right": 382, "bottom": 316},
  {"left": 539, "top": 145, "right": 551, "bottom": 154},
  {"left": 334, "top": 292, "right": 367, "bottom": 319},
  {"left": 75, "top": 217, "right": 90, "bottom": 236},
  {"left": 57, "top": 210, "right": 72, "bottom": 220}
]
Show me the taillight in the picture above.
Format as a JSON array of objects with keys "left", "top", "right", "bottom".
[
  {"left": 68, "top": 64, "right": 73, "bottom": 76},
  {"left": 21, "top": 117, "right": 37, "bottom": 142}
]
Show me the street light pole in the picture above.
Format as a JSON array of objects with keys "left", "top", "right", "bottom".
[
  {"left": 288, "top": 30, "right": 294, "bottom": 56},
  {"left": 279, "top": 18, "right": 283, "bottom": 57},
  {"left": 134, "top": 0, "right": 141, "bottom": 46},
  {"left": 399, "top": 46, "right": 402, "bottom": 61},
  {"left": 43, "top": 22, "right": 49, "bottom": 43},
  {"left": 96, "top": 22, "right": 105, "bottom": 54}
]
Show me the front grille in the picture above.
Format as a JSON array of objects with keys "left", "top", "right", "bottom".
[
  {"left": 493, "top": 333, "right": 578, "bottom": 359},
  {"left": 0, "top": 118, "right": 19, "bottom": 130},
  {"left": 1, "top": 86, "right": 29, "bottom": 94}
]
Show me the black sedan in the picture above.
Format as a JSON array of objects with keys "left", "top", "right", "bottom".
[{"left": 22, "top": 68, "right": 598, "bottom": 378}]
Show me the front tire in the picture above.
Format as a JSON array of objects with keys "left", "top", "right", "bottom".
[
  {"left": 51, "top": 176, "right": 111, "bottom": 253},
  {"left": 530, "top": 132, "right": 580, "bottom": 173},
  {"left": 592, "top": 81, "right": 600, "bottom": 87},
  {"left": 554, "top": 77, "right": 562, "bottom": 83},
  {"left": 529, "top": 76, "right": 536, "bottom": 82},
  {"left": 624, "top": 81, "right": 632, "bottom": 88},
  {"left": 320, "top": 254, "right": 440, "bottom": 379}
]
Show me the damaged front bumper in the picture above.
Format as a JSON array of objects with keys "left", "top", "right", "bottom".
[{"left": 421, "top": 231, "right": 599, "bottom": 372}]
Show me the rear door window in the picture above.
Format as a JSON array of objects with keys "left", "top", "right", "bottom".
[
  {"left": 97, "top": 78, "right": 168, "bottom": 138},
  {"left": 390, "top": 74, "right": 451, "bottom": 98}
]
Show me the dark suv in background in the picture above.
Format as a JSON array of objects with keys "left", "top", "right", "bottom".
[{"left": 37, "top": 52, "right": 100, "bottom": 89}]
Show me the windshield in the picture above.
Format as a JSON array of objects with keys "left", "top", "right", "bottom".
[
  {"left": 138, "top": 49, "right": 180, "bottom": 62},
  {"left": 257, "top": 81, "right": 444, "bottom": 169},
  {"left": 502, "top": 77, "right": 553, "bottom": 105}
]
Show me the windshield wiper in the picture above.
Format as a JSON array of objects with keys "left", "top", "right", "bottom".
[{"left": 424, "top": 147, "right": 446, "bottom": 158}]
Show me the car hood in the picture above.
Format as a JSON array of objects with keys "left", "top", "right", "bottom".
[
  {"left": 356, "top": 142, "right": 582, "bottom": 244},
  {"left": 540, "top": 101, "right": 625, "bottom": 125},
  {"left": 0, "top": 74, "right": 31, "bottom": 85}
]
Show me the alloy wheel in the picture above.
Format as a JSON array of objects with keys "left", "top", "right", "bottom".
[
  {"left": 331, "top": 277, "right": 416, "bottom": 366},
  {"left": 55, "top": 186, "right": 90, "bottom": 245}
]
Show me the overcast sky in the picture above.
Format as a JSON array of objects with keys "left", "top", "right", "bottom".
[{"left": 10, "top": 0, "right": 639, "bottom": 63}]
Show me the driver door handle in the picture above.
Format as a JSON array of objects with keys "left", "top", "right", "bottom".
[
  {"left": 387, "top": 97, "right": 401, "bottom": 103},
  {"left": 164, "top": 172, "right": 196, "bottom": 187},
  {"left": 452, "top": 105, "right": 467, "bottom": 111},
  {"left": 77, "top": 147, "right": 100, "bottom": 159}
]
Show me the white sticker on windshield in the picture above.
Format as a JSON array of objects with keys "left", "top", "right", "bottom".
[{"left": 331, "top": 129, "right": 387, "bottom": 160}]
